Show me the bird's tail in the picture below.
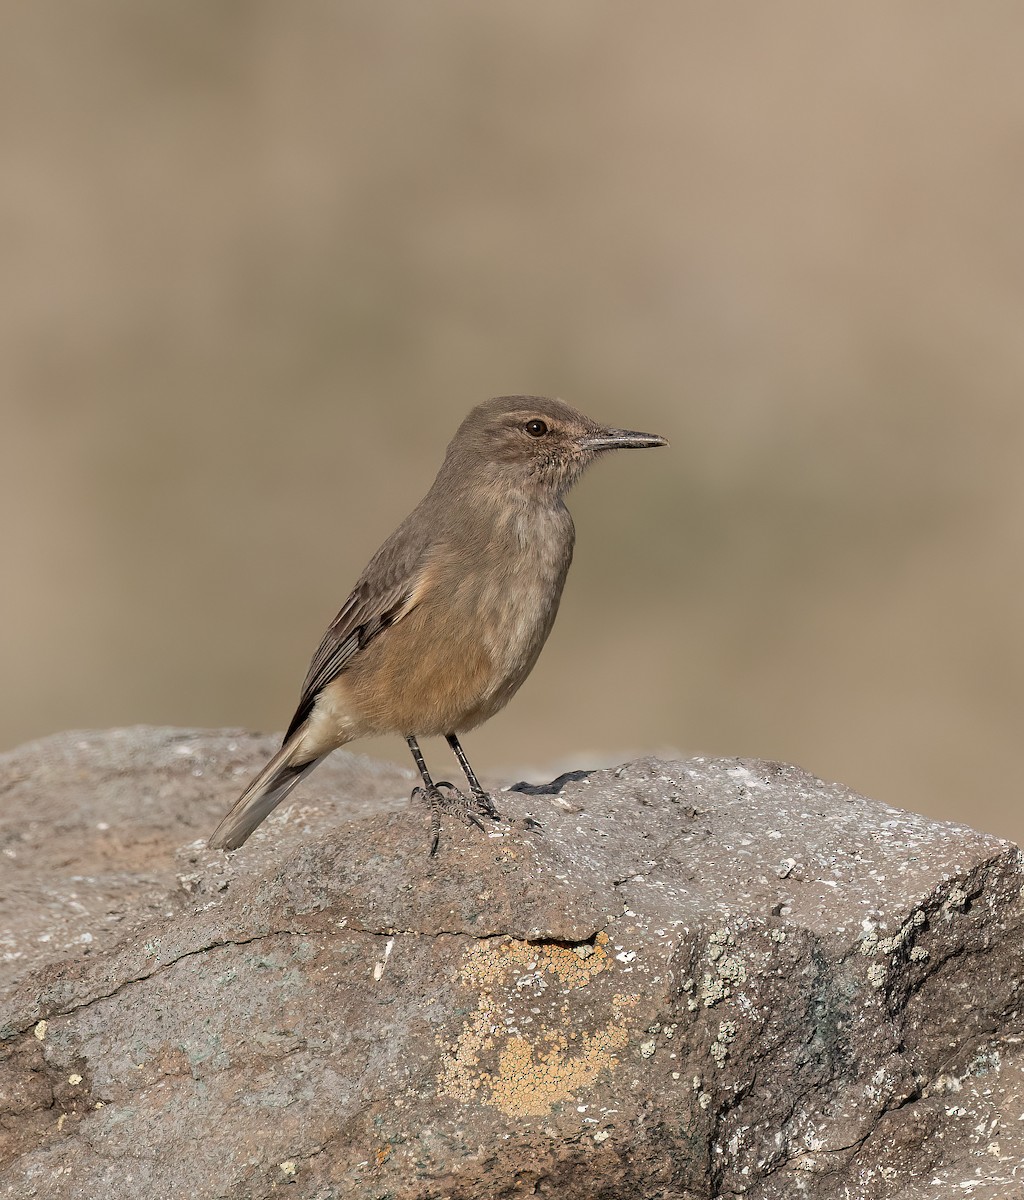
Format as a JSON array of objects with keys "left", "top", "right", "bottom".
[{"left": 208, "top": 736, "right": 325, "bottom": 850}]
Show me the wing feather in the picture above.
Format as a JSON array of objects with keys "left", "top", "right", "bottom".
[{"left": 282, "top": 541, "right": 432, "bottom": 743}]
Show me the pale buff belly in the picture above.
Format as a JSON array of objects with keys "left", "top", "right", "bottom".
[{"left": 306, "top": 525, "right": 572, "bottom": 745}]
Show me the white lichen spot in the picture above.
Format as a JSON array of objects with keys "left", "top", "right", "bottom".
[
  {"left": 68, "top": 1074, "right": 82, "bottom": 1086},
  {"left": 968, "top": 1046, "right": 1002, "bottom": 1076},
  {"left": 933, "top": 1073, "right": 963, "bottom": 1094},
  {"left": 593, "top": 1129, "right": 610, "bottom": 1144},
  {"left": 33, "top": 1020, "right": 48, "bottom": 1041},
  {"left": 702, "top": 975, "right": 729, "bottom": 1007},
  {"left": 698, "top": 1092, "right": 712, "bottom": 1109},
  {"left": 717, "top": 955, "right": 746, "bottom": 984},
  {"left": 639, "top": 1040, "right": 656, "bottom": 1059},
  {"left": 909, "top": 947, "right": 929, "bottom": 963},
  {"left": 701, "top": 932, "right": 746, "bottom": 1007},
  {"left": 867, "top": 963, "right": 888, "bottom": 989},
  {"left": 710, "top": 1019, "right": 737, "bottom": 1067},
  {"left": 279, "top": 1161, "right": 297, "bottom": 1176}
]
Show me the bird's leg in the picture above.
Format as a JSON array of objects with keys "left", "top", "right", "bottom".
[
  {"left": 445, "top": 734, "right": 501, "bottom": 820},
  {"left": 405, "top": 735, "right": 485, "bottom": 856}
]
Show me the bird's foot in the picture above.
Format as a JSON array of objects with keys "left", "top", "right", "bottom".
[
  {"left": 429, "top": 780, "right": 503, "bottom": 823},
  {"left": 412, "top": 782, "right": 499, "bottom": 856},
  {"left": 469, "top": 788, "right": 502, "bottom": 821}
]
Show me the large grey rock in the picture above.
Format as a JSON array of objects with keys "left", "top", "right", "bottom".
[{"left": 1, "top": 728, "right": 1023, "bottom": 1198}]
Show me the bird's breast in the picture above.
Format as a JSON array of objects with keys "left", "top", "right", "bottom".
[
  {"left": 341, "top": 501, "right": 574, "bottom": 737},
  {"left": 463, "top": 501, "right": 574, "bottom": 695}
]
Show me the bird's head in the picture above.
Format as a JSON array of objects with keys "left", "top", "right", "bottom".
[{"left": 445, "top": 395, "right": 667, "bottom": 499}]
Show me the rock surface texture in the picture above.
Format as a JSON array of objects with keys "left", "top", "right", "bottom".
[{"left": 1, "top": 728, "right": 1023, "bottom": 1199}]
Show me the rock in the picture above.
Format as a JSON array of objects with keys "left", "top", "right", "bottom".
[{"left": 1, "top": 727, "right": 1023, "bottom": 1199}]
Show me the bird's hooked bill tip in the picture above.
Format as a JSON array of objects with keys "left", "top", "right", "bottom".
[{"left": 579, "top": 428, "right": 669, "bottom": 451}]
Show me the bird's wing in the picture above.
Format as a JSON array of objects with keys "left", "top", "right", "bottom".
[{"left": 282, "top": 540, "right": 433, "bottom": 744}]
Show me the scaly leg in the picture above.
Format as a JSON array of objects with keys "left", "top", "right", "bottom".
[
  {"left": 406, "top": 735, "right": 485, "bottom": 856},
  {"left": 445, "top": 733, "right": 502, "bottom": 820}
]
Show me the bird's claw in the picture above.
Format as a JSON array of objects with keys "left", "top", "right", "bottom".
[
  {"left": 472, "top": 790, "right": 502, "bottom": 820},
  {"left": 412, "top": 783, "right": 492, "bottom": 856},
  {"left": 427, "top": 780, "right": 502, "bottom": 822}
]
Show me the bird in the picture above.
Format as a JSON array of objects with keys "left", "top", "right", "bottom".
[{"left": 208, "top": 395, "right": 667, "bottom": 855}]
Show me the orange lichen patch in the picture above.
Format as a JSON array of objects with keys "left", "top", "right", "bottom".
[
  {"left": 486, "top": 1017, "right": 631, "bottom": 1117},
  {"left": 437, "top": 933, "right": 638, "bottom": 1118},
  {"left": 460, "top": 930, "right": 612, "bottom": 990}
]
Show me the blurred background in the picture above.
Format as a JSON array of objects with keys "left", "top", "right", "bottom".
[{"left": 3, "top": 3, "right": 1024, "bottom": 841}]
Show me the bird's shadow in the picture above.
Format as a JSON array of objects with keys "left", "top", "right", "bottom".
[{"left": 507, "top": 769, "right": 594, "bottom": 796}]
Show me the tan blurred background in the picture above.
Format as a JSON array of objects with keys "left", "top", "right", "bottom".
[{"left": 3, "top": 3, "right": 1024, "bottom": 841}]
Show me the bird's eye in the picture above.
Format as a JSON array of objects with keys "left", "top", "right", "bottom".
[{"left": 524, "top": 419, "right": 548, "bottom": 438}]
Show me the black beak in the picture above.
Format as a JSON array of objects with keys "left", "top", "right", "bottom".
[{"left": 579, "top": 428, "right": 669, "bottom": 451}]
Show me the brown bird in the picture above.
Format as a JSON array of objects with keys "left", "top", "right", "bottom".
[{"left": 208, "top": 395, "right": 667, "bottom": 854}]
